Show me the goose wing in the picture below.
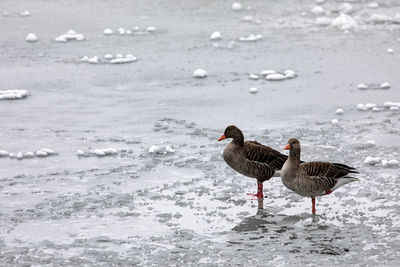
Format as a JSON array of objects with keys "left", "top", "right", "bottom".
[{"left": 241, "top": 141, "right": 288, "bottom": 170}]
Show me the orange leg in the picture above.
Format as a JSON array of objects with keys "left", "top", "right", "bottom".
[
  {"left": 311, "top": 197, "right": 316, "bottom": 214},
  {"left": 247, "top": 181, "right": 264, "bottom": 199}
]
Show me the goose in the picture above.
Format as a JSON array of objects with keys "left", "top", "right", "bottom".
[
  {"left": 281, "top": 138, "right": 359, "bottom": 214},
  {"left": 218, "top": 125, "right": 288, "bottom": 199}
]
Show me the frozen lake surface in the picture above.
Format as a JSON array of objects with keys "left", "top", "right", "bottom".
[{"left": 0, "top": 0, "right": 400, "bottom": 265}]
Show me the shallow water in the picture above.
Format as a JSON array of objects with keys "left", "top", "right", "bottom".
[{"left": 1, "top": 0, "right": 400, "bottom": 266}]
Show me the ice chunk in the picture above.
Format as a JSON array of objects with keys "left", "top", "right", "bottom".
[
  {"left": 165, "top": 146, "right": 175, "bottom": 153},
  {"left": 284, "top": 70, "right": 297, "bottom": 79},
  {"left": 104, "top": 54, "right": 113, "bottom": 59},
  {"left": 249, "top": 87, "right": 258, "bottom": 94},
  {"left": 110, "top": 56, "right": 137, "bottom": 64},
  {"left": 36, "top": 151, "right": 48, "bottom": 157},
  {"left": 356, "top": 103, "right": 366, "bottom": 110},
  {"left": 331, "top": 119, "right": 339, "bottom": 124},
  {"left": 260, "top": 70, "right": 276, "bottom": 76},
  {"left": 315, "top": 17, "right": 333, "bottom": 26},
  {"left": 380, "top": 82, "right": 390, "bottom": 89},
  {"left": 55, "top": 30, "right": 85, "bottom": 42},
  {"left": 210, "top": 31, "right": 222, "bottom": 40},
  {"left": 372, "top": 107, "right": 382, "bottom": 112},
  {"left": 387, "top": 48, "right": 394, "bottom": 54},
  {"left": 336, "top": 108, "right": 344, "bottom": 115},
  {"left": 103, "top": 28, "right": 113, "bottom": 35},
  {"left": 357, "top": 83, "right": 368, "bottom": 90},
  {"left": 331, "top": 14, "right": 356, "bottom": 30},
  {"left": 146, "top": 26, "right": 156, "bottom": 33},
  {"left": 39, "top": 149, "right": 55, "bottom": 155},
  {"left": 149, "top": 145, "right": 161, "bottom": 153},
  {"left": 16, "top": 152, "right": 23, "bottom": 160},
  {"left": 88, "top": 56, "right": 99, "bottom": 64},
  {"left": 232, "top": 3, "right": 243, "bottom": 11},
  {"left": 193, "top": 69, "right": 207, "bottom": 78},
  {"left": 26, "top": 33, "right": 38, "bottom": 42},
  {"left": 0, "top": 150, "right": 9, "bottom": 157},
  {"left": 363, "top": 156, "right": 381, "bottom": 165},
  {"left": 0, "top": 90, "right": 30, "bottom": 100},
  {"left": 367, "top": 2, "right": 379, "bottom": 9},
  {"left": 9, "top": 153, "right": 16, "bottom": 159},
  {"left": 248, "top": 74, "right": 259, "bottom": 80},
  {"left": 94, "top": 149, "right": 106, "bottom": 156},
  {"left": 24, "top": 152, "right": 35, "bottom": 158},
  {"left": 339, "top": 3, "right": 353, "bottom": 14},
  {"left": 20, "top": 10, "right": 30, "bottom": 16},
  {"left": 390, "top": 106, "right": 399, "bottom": 111},
  {"left": 118, "top": 27, "right": 126, "bottom": 35},
  {"left": 239, "top": 34, "right": 262, "bottom": 42},
  {"left": 266, "top": 73, "right": 285, "bottom": 81},
  {"left": 311, "top": 6, "right": 324, "bottom": 15},
  {"left": 365, "top": 103, "right": 376, "bottom": 109}
]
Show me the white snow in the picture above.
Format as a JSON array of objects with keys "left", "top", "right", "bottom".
[
  {"left": 149, "top": 145, "right": 161, "bottom": 153},
  {"left": 9, "top": 153, "right": 15, "bottom": 159},
  {"left": 103, "top": 28, "right": 113, "bottom": 35},
  {"left": 239, "top": 34, "right": 262, "bottom": 42},
  {"left": 94, "top": 149, "right": 106, "bottom": 156},
  {"left": 36, "top": 150, "right": 48, "bottom": 157},
  {"left": 104, "top": 54, "right": 114, "bottom": 59},
  {"left": 0, "top": 90, "right": 30, "bottom": 100},
  {"left": 210, "top": 31, "right": 222, "bottom": 40},
  {"left": 284, "top": 69, "right": 297, "bottom": 79},
  {"left": 55, "top": 30, "right": 84, "bottom": 42},
  {"left": 165, "top": 146, "right": 175, "bottom": 153},
  {"left": 331, "top": 14, "right": 357, "bottom": 30},
  {"left": 232, "top": 3, "right": 243, "bottom": 11},
  {"left": 336, "top": 108, "right": 344, "bottom": 115},
  {"left": 383, "top": 102, "right": 400, "bottom": 108},
  {"left": 311, "top": 6, "right": 324, "bottom": 15},
  {"left": 193, "top": 69, "right": 207, "bottom": 78},
  {"left": 16, "top": 152, "right": 23, "bottom": 160},
  {"left": 339, "top": 3, "right": 354, "bottom": 14},
  {"left": 20, "top": 10, "right": 30, "bottom": 16},
  {"left": 118, "top": 27, "right": 126, "bottom": 35},
  {"left": 88, "top": 56, "right": 99, "bottom": 64},
  {"left": 77, "top": 150, "right": 86, "bottom": 156},
  {"left": 249, "top": 87, "right": 258, "bottom": 94},
  {"left": 367, "top": 2, "right": 379, "bottom": 9},
  {"left": 110, "top": 56, "right": 137, "bottom": 64},
  {"left": 331, "top": 119, "right": 339, "bottom": 124},
  {"left": 372, "top": 107, "right": 382, "bottom": 112},
  {"left": 357, "top": 103, "right": 368, "bottom": 111},
  {"left": 24, "top": 152, "right": 35, "bottom": 158},
  {"left": 26, "top": 33, "right": 38, "bottom": 42},
  {"left": 146, "top": 26, "right": 156, "bottom": 33},
  {"left": 248, "top": 74, "right": 259, "bottom": 80},
  {"left": 386, "top": 48, "right": 394, "bottom": 54},
  {"left": 266, "top": 73, "right": 285, "bottom": 81},
  {"left": 315, "top": 17, "right": 333, "bottom": 26},
  {"left": 380, "top": 82, "right": 390, "bottom": 89},
  {"left": 390, "top": 106, "right": 399, "bottom": 111},
  {"left": 381, "top": 159, "right": 399, "bottom": 167},
  {"left": 0, "top": 150, "right": 9, "bottom": 157},
  {"left": 260, "top": 70, "right": 276, "bottom": 76},
  {"left": 365, "top": 103, "right": 377, "bottom": 109},
  {"left": 364, "top": 156, "right": 381, "bottom": 165},
  {"left": 358, "top": 83, "right": 368, "bottom": 90}
]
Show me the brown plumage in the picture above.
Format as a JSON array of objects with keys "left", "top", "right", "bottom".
[
  {"left": 218, "top": 125, "right": 288, "bottom": 199},
  {"left": 281, "top": 138, "right": 359, "bottom": 214}
]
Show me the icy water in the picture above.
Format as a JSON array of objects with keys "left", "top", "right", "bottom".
[{"left": 1, "top": 0, "right": 400, "bottom": 266}]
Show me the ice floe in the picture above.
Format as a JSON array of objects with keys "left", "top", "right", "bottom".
[
  {"left": 26, "top": 33, "right": 38, "bottom": 42},
  {"left": 54, "top": 30, "right": 85, "bottom": 42},
  {"left": 103, "top": 28, "right": 113, "bottom": 35},
  {"left": 77, "top": 148, "right": 118, "bottom": 157},
  {"left": 80, "top": 54, "right": 137, "bottom": 65},
  {"left": 210, "top": 31, "right": 222, "bottom": 40},
  {"left": 193, "top": 69, "right": 207, "bottom": 78},
  {"left": 380, "top": 82, "right": 390, "bottom": 89},
  {"left": 259, "top": 69, "right": 297, "bottom": 81},
  {"left": 239, "top": 34, "right": 262, "bottom": 42},
  {"left": 364, "top": 156, "right": 399, "bottom": 167},
  {"left": 0, "top": 90, "right": 30, "bottom": 100},
  {"left": 364, "top": 156, "right": 382, "bottom": 165},
  {"left": 331, "top": 119, "right": 339, "bottom": 124},
  {"left": 248, "top": 87, "right": 258, "bottom": 94},
  {"left": 369, "top": 14, "right": 400, "bottom": 24},
  {"left": 3, "top": 10, "right": 30, "bottom": 17},
  {"left": 266, "top": 73, "right": 285, "bottom": 81}
]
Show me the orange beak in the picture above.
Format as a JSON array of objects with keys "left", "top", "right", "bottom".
[
  {"left": 283, "top": 144, "right": 290, "bottom": 150},
  {"left": 218, "top": 134, "right": 226, "bottom": 141}
]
